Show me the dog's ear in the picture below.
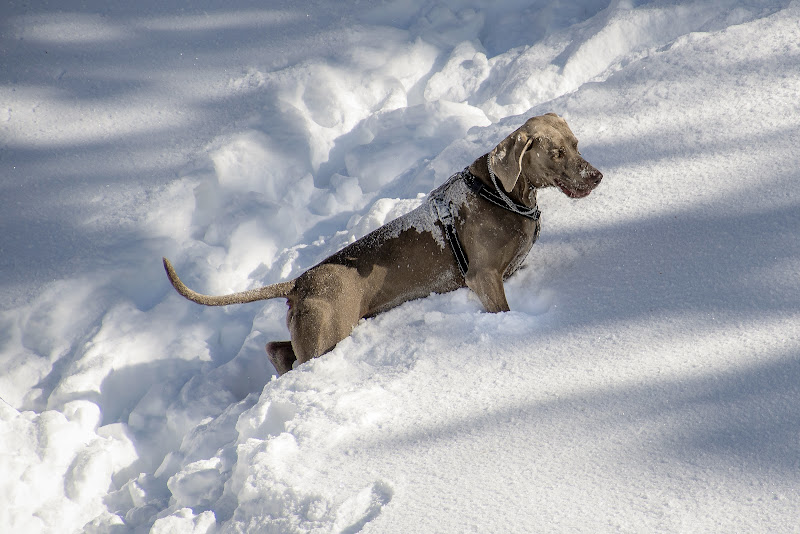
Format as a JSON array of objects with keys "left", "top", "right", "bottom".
[{"left": 489, "top": 132, "right": 533, "bottom": 192}]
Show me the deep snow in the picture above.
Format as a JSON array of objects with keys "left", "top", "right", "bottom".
[{"left": 2, "top": 0, "right": 800, "bottom": 532}]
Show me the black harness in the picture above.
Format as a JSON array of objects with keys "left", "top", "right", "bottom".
[{"left": 434, "top": 168, "right": 540, "bottom": 278}]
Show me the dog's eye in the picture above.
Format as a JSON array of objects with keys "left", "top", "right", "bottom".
[{"left": 551, "top": 147, "right": 565, "bottom": 159}]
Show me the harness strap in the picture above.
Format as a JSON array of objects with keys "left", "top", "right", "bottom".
[
  {"left": 434, "top": 168, "right": 541, "bottom": 279},
  {"left": 433, "top": 197, "right": 469, "bottom": 277}
]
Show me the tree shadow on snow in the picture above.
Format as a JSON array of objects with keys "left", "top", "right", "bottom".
[{"left": 359, "top": 347, "right": 800, "bottom": 478}]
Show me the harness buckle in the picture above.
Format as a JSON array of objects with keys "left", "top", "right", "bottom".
[{"left": 433, "top": 197, "right": 454, "bottom": 226}]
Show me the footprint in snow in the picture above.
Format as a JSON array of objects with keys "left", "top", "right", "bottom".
[{"left": 334, "top": 481, "right": 393, "bottom": 533}]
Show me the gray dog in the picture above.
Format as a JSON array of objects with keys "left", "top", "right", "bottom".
[{"left": 164, "top": 113, "right": 602, "bottom": 375}]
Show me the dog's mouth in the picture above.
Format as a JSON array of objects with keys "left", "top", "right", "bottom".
[
  {"left": 555, "top": 179, "right": 593, "bottom": 199},
  {"left": 554, "top": 167, "right": 602, "bottom": 199}
]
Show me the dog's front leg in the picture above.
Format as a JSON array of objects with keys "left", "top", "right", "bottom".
[{"left": 465, "top": 268, "right": 510, "bottom": 313}]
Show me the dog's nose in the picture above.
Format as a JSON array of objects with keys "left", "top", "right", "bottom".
[{"left": 589, "top": 169, "right": 603, "bottom": 185}]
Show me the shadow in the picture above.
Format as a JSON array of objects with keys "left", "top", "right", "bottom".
[
  {"left": 35, "top": 357, "right": 202, "bottom": 426},
  {"left": 528, "top": 192, "right": 800, "bottom": 330},
  {"left": 662, "top": 351, "right": 800, "bottom": 472},
  {"left": 357, "top": 348, "right": 800, "bottom": 476},
  {"left": 101, "top": 359, "right": 200, "bottom": 426},
  {"left": 0, "top": 2, "right": 352, "bottom": 307}
]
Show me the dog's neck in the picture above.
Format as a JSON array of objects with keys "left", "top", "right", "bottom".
[{"left": 468, "top": 155, "right": 537, "bottom": 209}]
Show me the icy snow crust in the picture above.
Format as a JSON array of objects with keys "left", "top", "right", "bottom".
[{"left": 2, "top": 0, "right": 800, "bottom": 532}]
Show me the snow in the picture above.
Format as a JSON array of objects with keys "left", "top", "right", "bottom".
[{"left": 2, "top": 0, "right": 800, "bottom": 532}]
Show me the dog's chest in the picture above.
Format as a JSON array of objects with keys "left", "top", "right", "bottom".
[{"left": 503, "top": 218, "right": 540, "bottom": 279}]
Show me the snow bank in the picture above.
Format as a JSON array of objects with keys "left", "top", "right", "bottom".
[{"left": 2, "top": 0, "right": 800, "bottom": 532}]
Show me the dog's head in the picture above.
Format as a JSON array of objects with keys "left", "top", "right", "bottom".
[{"left": 489, "top": 113, "right": 602, "bottom": 198}]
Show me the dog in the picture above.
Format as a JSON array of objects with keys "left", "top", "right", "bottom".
[{"left": 163, "top": 113, "right": 602, "bottom": 375}]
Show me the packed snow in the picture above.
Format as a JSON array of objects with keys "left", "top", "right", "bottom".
[{"left": 2, "top": 0, "right": 800, "bottom": 532}]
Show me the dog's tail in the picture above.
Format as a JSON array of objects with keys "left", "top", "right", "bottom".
[{"left": 163, "top": 257, "right": 295, "bottom": 306}]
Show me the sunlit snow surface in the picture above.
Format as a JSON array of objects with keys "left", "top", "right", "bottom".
[{"left": 2, "top": 1, "right": 800, "bottom": 532}]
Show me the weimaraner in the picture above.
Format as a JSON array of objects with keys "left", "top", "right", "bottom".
[{"left": 163, "top": 113, "right": 602, "bottom": 375}]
